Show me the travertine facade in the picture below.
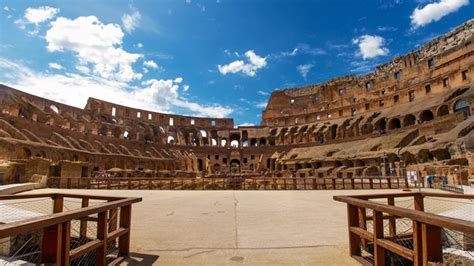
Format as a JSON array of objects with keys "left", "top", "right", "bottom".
[{"left": 0, "top": 20, "right": 473, "bottom": 185}]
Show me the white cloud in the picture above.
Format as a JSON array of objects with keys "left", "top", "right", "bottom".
[
  {"left": 257, "top": 90, "right": 269, "bottom": 96},
  {"left": 352, "top": 35, "right": 389, "bottom": 60},
  {"left": 174, "top": 77, "right": 183, "bottom": 83},
  {"left": 45, "top": 16, "right": 143, "bottom": 82},
  {"left": 183, "top": 85, "right": 190, "bottom": 91},
  {"left": 48, "top": 62, "right": 62, "bottom": 70},
  {"left": 4, "top": 6, "right": 9, "bottom": 11},
  {"left": 297, "top": 64, "right": 314, "bottom": 78},
  {"left": 238, "top": 123, "right": 255, "bottom": 127},
  {"left": 0, "top": 57, "right": 233, "bottom": 118},
  {"left": 121, "top": 9, "right": 141, "bottom": 34},
  {"left": 186, "top": 0, "right": 192, "bottom": 4},
  {"left": 143, "top": 60, "right": 158, "bottom": 69},
  {"left": 218, "top": 50, "right": 267, "bottom": 77},
  {"left": 136, "top": 42, "right": 143, "bottom": 48},
  {"left": 410, "top": 0, "right": 469, "bottom": 28},
  {"left": 256, "top": 102, "right": 267, "bottom": 108},
  {"left": 24, "top": 6, "right": 59, "bottom": 25},
  {"left": 76, "top": 65, "right": 90, "bottom": 74}
]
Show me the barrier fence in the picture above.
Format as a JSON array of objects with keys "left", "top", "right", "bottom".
[
  {"left": 334, "top": 192, "right": 474, "bottom": 265},
  {"left": 0, "top": 193, "right": 141, "bottom": 265},
  {"left": 47, "top": 176, "right": 408, "bottom": 190}
]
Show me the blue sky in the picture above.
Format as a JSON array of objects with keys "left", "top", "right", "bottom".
[{"left": 0, "top": 0, "right": 472, "bottom": 126}]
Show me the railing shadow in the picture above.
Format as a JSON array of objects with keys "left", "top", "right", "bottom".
[{"left": 117, "top": 252, "right": 160, "bottom": 265}]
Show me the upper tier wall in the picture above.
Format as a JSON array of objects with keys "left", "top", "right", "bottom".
[{"left": 262, "top": 19, "right": 474, "bottom": 127}]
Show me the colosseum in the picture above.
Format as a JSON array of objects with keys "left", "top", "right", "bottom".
[{"left": 0, "top": 20, "right": 472, "bottom": 187}]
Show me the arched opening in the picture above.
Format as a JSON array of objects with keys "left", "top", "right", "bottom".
[
  {"left": 167, "top": 135, "right": 175, "bottom": 144},
  {"left": 230, "top": 134, "right": 240, "bottom": 148},
  {"left": 437, "top": 105, "right": 449, "bottom": 117},
  {"left": 419, "top": 110, "right": 434, "bottom": 123},
  {"left": 388, "top": 118, "right": 401, "bottom": 130},
  {"left": 221, "top": 138, "right": 228, "bottom": 147},
  {"left": 17, "top": 147, "right": 31, "bottom": 159},
  {"left": 197, "top": 159, "right": 204, "bottom": 171},
  {"left": 211, "top": 138, "right": 217, "bottom": 146},
  {"left": 259, "top": 138, "right": 266, "bottom": 146},
  {"left": 213, "top": 163, "right": 221, "bottom": 173},
  {"left": 361, "top": 123, "right": 373, "bottom": 135},
  {"left": 330, "top": 124, "right": 338, "bottom": 139},
  {"left": 374, "top": 118, "right": 387, "bottom": 134},
  {"left": 453, "top": 99, "right": 470, "bottom": 118},
  {"left": 230, "top": 159, "right": 241, "bottom": 174},
  {"left": 403, "top": 114, "right": 416, "bottom": 127},
  {"left": 250, "top": 138, "right": 258, "bottom": 147},
  {"left": 50, "top": 105, "right": 59, "bottom": 114},
  {"left": 242, "top": 138, "right": 249, "bottom": 147}
]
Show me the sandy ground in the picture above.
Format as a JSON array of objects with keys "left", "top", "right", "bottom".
[{"left": 21, "top": 188, "right": 408, "bottom": 265}]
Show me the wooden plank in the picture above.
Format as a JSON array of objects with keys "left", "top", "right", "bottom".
[
  {"left": 413, "top": 221, "right": 422, "bottom": 266},
  {"left": 108, "top": 228, "right": 129, "bottom": 241},
  {"left": 377, "top": 239, "right": 414, "bottom": 261},
  {"left": 69, "top": 240, "right": 103, "bottom": 260},
  {"left": 53, "top": 195, "right": 64, "bottom": 213},
  {"left": 350, "top": 226, "right": 374, "bottom": 241},
  {"left": 80, "top": 197, "right": 89, "bottom": 240}
]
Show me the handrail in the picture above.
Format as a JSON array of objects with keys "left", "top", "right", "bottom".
[
  {"left": 0, "top": 194, "right": 141, "bottom": 238},
  {"left": 334, "top": 193, "right": 474, "bottom": 235}
]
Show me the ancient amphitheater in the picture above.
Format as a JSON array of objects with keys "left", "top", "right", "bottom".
[{"left": 0, "top": 20, "right": 473, "bottom": 266}]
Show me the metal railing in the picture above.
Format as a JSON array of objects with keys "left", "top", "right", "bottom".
[{"left": 47, "top": 176, "right": 408, "bottom": 190}]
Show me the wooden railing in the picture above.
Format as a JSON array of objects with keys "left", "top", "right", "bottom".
[
  {"left": 334, "top": 192, "right": 474, "bottom": 265},
  {"left": 47, "top": 176, "right": 408, "bottom": 190},
  {"left": 440, "top": 184, "right": 465, "bottom": 194},
  {"left": 0, "top": 193, "right": 141, "bottom": 265}
]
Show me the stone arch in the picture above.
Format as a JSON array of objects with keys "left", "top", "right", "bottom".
[
  {"left": 374, "top": 118, "right": 387, "bottom": 133},
  {"left": 330, "top": 124, "right": 338, "bottom": 140},
  {"left": 250, "top": 138, "right": 258, "bottom": 147},
  {"left": 453, "top": 99, "right": 470, "bottom": 118},
  {"left": 419, "top": 110, "right": 434, "bottom": 123},
  {"left": 403, "top": 114, "right": 416, "bottom": 127},
  {"left": 436, "top": 105, "right": 449, "bottom": 117},
  {"left": 230, "top": 134, "right": 240, "bottom": 148},
  {"left": 361, "top": 123, "right": 373, "bottom": 135},
  {"left": 387, "top": 118, "right": 401, "bottom": 130},
  {"left": 230, "top": 159, "right": 241, "bottom": 174},
  {"left": 259, "top": 137, "right": 266, "bottom": 146},
  {"left": 17, "top": 147, "right": 32, "bottom": 159}
]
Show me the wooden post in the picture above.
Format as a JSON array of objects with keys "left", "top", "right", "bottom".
[
  {"left": 373, "top": 210, "right": 385, "bottom": 266},
  {"left": 41, "top": 223, "right": 62, "bottom": 264},
  {"left": 96, "top": 211, "right": 108, "bottom": 266},
  {"left": 387, "top": 196, "right": 396, "bottom": 236},
  {"left": 119, "top": 205, "right": 132, "bottom": 256},
  {"left": 80, "top": 197, "right": 89, "bottom": 240},
  {"left": 370, "top": 178, "right": 373, "bottom": 189},
  {"left": 53, "top": 195, "right": 64, "bottom": 213},
  {"left": 358, "top": 207, "right": 367, "bottom": 248},
  {"left": 332, "top": 178, "right": 336, "bottom": 189},
  {"left": 347, "top": 204, "right": 361, "bottom": 257},
  {"left": 413, "top": 221, "right": 423, "bottom": 266},
  {"left": 61, "top": 221, "right": 71, "bottom": 265},
  {"left": 350, "top": 178, "right": 355, "bottom": 189},
  {"left": 422, "top": 224, "right": 443, "bottom": 264},
  {"left": 414, "top": 194, "right": 424, "bottom": 211}
]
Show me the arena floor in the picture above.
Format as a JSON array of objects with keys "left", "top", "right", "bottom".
[{"left": 22, "top": 188, "right": 409, "bottom": 265}]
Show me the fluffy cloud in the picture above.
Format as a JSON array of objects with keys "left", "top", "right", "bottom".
[
  {"left": 121, "top": 10, "right": 141, "bottom": 34},
  {"left": 24, "top": 6, "right": 59, "bottom": 25},
  {"left": 410, "top": 0, "right": 469, "bottom": 28},
  {"left": 218, "top": 50, "right": 267, "bottom": 77},
  {"left": 48, "top": 62, "right": 62, "bottom": 70},
  {"left": 45, "top": 16, "right": 143, "bottom": 82},
  {"left": 352, "top": 35, "right": 389, "bottom": 59},
  {"left": 143, "top": 60, "right": 158, "bottom": 69},
  {"left": 256, "top": 102, "right": 267, "bottom": 108},
  {"left": 297, "top": 64, "right": 314, "bottom": 78},
  {"left": 0, "top": 58, "right": 233, "bottom": 118},
  {"left": 183, "top": 85, "right": 190, "bottom": 91},
  {"left": 257, "top": 90, "right": 269, "bottom": 96}
]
